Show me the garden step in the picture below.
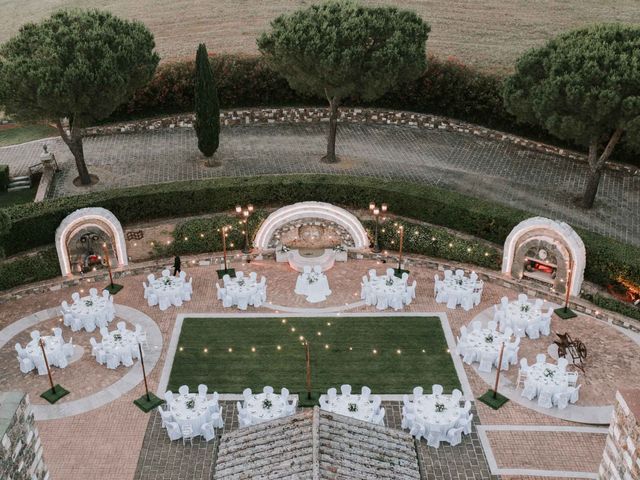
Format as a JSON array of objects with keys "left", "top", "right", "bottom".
[
  {"left": 7, "top": 184, "right": 30, "bottom": 191},
  {"left": 10, "top": 175, "right": 30, "bottom": 182}
]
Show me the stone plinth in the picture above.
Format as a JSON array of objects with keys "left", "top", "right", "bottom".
[
  {"left": 0, "top": 391, "right": 49, "bottom": 480},
  {"left": 599, "top": 389, "right": 640, "bottom": 480}
]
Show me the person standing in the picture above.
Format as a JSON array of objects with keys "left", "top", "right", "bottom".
[{"left": 173, "top": 256, "right": 181, "bottom": 276}]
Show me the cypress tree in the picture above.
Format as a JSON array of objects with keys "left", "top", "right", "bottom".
[{"left": 194, "top": 43, "right": 220, "bottom": 158}]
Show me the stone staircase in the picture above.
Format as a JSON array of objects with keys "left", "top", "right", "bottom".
[{"left": 7, "top": 175, "right": 31, "bottom": 191}]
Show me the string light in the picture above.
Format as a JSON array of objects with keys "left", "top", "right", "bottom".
[
  {"left": 326, "top": 322, "right": 331, "bottom": 326},
  {"left": 349, "top": 346, "right": 353, "bottom": 351},
  {"left": 422, "top": 349, "right": 426, "bottom": 353},
  {"left": 228, "top": 348, "right": 233, "bottom": 353},
  {"left": 324, "top": 344, "right": 329, "bottom": 349},
  {"left": 179, "top": 347, "right": 183, "bottom": 352},
  {"left": 251, "top": 347, "right": 256, "bottom": 352},
  {"left": 448, "top": 243, "right": 453, "bottom": 247},
  {"left": 291, "top": 327, "right": 296, "bottom": 332},
  {"left": 317, "top": 331, "right": 322, "bottom": 336},
  {"left": 281, "top": 319, "right": 287, "bottom": 324},
  {"left": 299, "top": 335, "right": 304, "bottom": 341},
  {"left": 372, "top": 349, "right": 378, "bottom": 354},
  {"left": 396, "top": 349, "right": 402, "bottom": 354},
  {"left": 277, "top": 345, "right": 282, "bottom": 350},
  {"left": 203, "top": 348, "right": 208, "bottom": 353}
]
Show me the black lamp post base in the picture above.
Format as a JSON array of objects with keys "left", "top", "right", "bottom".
[
  {"left": 554, "top": 307, "right": 578, "bottom": 319},
  {"left": 133, "top": 393, "right": 165, "bottom": 413},
  {"left": 105, "top": 283, "right": 124, "bottom": 295},
  {"left": 40, "top": 385, "right": 70, "bottom": 404},
  {"left": 216, "top": 268, "right": 236, "bottom": 279}
]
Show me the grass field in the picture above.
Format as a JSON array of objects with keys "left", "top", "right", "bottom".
[
  {"left": 0, "top": 124, "right": 58, "bottom": 147},
  {"left": 168, "top": 316, "right": 460, "bottom": 394},
  {"left": 0, "top": 1, "right": 638, "bottom": 73}
]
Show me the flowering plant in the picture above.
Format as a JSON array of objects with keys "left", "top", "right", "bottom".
[
  {"left": 279, "top": 245, "right": 290, "bottom": 253},
  {"left": 435, "top": 402, "right": 446, "bottom": 413},
  {"left": 333, "top": 245, "right": 346, "bottom": 252},
  {"left": 262, "top": 399, "right": 272, "bottom": 409},
  {"left": 347, "top": 403, "right": 358, "bottom": 412}
]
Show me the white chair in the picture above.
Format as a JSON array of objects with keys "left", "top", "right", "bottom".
[
  {"left": 478, "top": 351, "right": 495, "bottom": 373},
  {"left": 102, "top": 289, "right": 110, "bottom": 299},
  {"left": 569, "top": 384, "right": 581, "bottom": 404},
  {"left": 386, "top": 268, "right": 394, "bottom": 277},
  {"left": 516, "top": 358, "right": 529, "bottom": 387},
  {"left": 535, "top": 353, "right": 546, "bottom": 365},
  {"left": 412, "top": 386, "right": 423, "bottom": 399},
  {"left": 63, "top": 338, "right": 74, "bottom": 358},
  {"left": 89, "top": 288, "right": 98, "bottom": 298},
  {"left": 117, "top": 321, "right": 126, "bottom": 332},
  {"left": 500, "top": 296, "right": 509, "bottom": 310},
  {"left": 19, "top": 357, "right": 35, "bottom": 374},
  {"left": 236, "top": 271, "right": 244, "bottom": 279},
  {"left": 517, "top": 293, "right": 528, "bottom": 304},
  {"left": 533, "top": 298, "right": 543, "bottom": 309},
  {"left": 198, "top": 384, "right": 208, "bottom": 399},
  {"left": 222, "top": 274, "right": 231, "bottom": 286},
  {"left": 539, "top": 315, "right": 551, "bottom": 336},
  {"left": 340, "top": 384, "right": 352, "bottom": 397},
  {"left": 360, "top": 386, "right": 371, "bottom": 401},
  {"left": 460, "top": 294, "right": 474, "bottom": 311},
  {"left": 525, "top": 322, "right": 540, "bottom": 339},
  {"left": 135, "top": 324, "right": 148, "bottom": 347},
  {"left": 327, "top": 388, "right": 337, "bottom": 403},
  {"left": 454, "top": 269, "right": 464, "bottom": 278},
  {"left": 181, "top": 424, "right": 195, "bottom": 446},
  {"left": 222, "top": 294, "right": 233, "bottom": 309},
  {"left": 178, "top": 385, "right": 189, "bottom": 396},
  {"left": 30, "top": 330, "right": 41, "bottom": 342},
  {"left": 121, "top": 349, "right": 134, "bottom": 367},
  {"left": 165, "top": 421, "right": 182, "bottom": 441},
  {"left": 106, "top": 353, "right": 120, "bottom": 369},
  {"left": 216, "top": 283, "right": 225, "bottom": 300},
  {"left": 557, "top": 357, "right": 569, "bottom": 372},
  {"left": 446, "top": 293, "right": 459, "bottom": 310},
  {"left": 426, "top": 429, "right": 442, "bottom": 448},
  {"left": 451, "top": 389, "right": 463, "bottom": 404},
  {"left": 472, "top": 281, "right": 484, "bottom": 306},
  {"left": 158, "top": 295, "right": 172, "bottom": 311},
  {"left": 71, "top": 292, "right": 80, "bottom": 303},
  {"left": 521, "top": 380, "right": 538, "bottom": 401},
  {"left": 201, "top": 422, "right": 216, "bottom": 442},
  {"left": 537, "top": 387, "right": 554, "bottom": 409},
  {"left": 146, "top": 289, "right": 159, "bottom": 307},
  {"left": 164, "top": 391, "right": 175, "bottom": 406},
  {"left": 161, "top": 269, "right": 171, "bottom": 277},
  {"left": 487, "top": 321, "right": 497, "bottom": 332},
  {"left": 461, "top": 413, "right": 474, "bottom": 435},
  {"left": 158, "top": 405, "right": 174, "bottom": 428},
  {"left": 469, "top": 271, "right": 478, "bottom": 282},
  {"left": 432, "top": 384, "right": 443, "bottom": 396},
  {"left": 553, "top": 391, "right": 571, "bottom": 410},
  {"left": 236, "top": 292, "right": 250, "bottom": 311},
  {"left": 446, "top": 427, "right": 465, "bottom": 446},
  {"left": 263, "top": 385, "right": 274, "bottom": 395},
  {"left": 372, "top": 407, "right": 385, "bottom": 425},
  {"left": 567, "top": 372, "right": 579, "bottom": 387},
  {"left": 443, "top": 269, "right": 453, "bottom": 280}
]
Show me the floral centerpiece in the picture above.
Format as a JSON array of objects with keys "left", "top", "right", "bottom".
[
  {"left": 185, "top": 398, "right": 195, "bottom": 409},
  {"left": 279, "top": 244, "right": 291, "bottom": 253},
  {"left": 262, "top": 399, "right": 272, "bottom": 410},
  {"left": 85, "top": 300, "right": 93, "bottom": 307},
  {"left": 237, "top": 279, "right": 245, "bottom": 286},
  {"left": 543, "top": 368, "right": 555, "bottom": 378},
  {"left": 333, "top": 245, "right": 346, "bottom": 252},
  {"left": 385, "top": 277, "right": 394, "bottom": 286},
  {"left": 434, "top": 402, "right": 446, "bottom": 413},
  {"left": 308, "top": 272, "right": 319, "bottom": 284},
  {"left": 347, "top": 403, "right": 358, "bottom": 413},
  {"left": 113, "top": 332, "right": 122, "bottom": 342},
  {"left": 163, "top": 277, "right": 172, "bottom": 286},
  {"left": 456, "top": 279, "right": 463, "bottom": 286},
  {"left": 520, "top": 304, "right": 530, "bottom": 313},
  {"left": 484, "top": 333, "right": 494, "bottom": 343}
]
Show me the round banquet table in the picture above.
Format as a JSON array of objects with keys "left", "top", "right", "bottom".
[
  {"left": 151, "top": 276, "right": 185, "bottom": 306},
  {"left": 245, "top": 392, "right": 288, "bottom": 424},
  {"left": 226, "top": 277, "right": 258, "bottom": 304},
  {"left": 101, "top": 329, "right": 138, "bottom": 362},
  {"left": 294, "top": 273, "right": 331, "bottom": 303},
  {"left": 464, "top": 329, "right": 510, "bottom": 361},
  {"left": 413, "top": 394, "right": 462, "bottom": 434},
  {"left": 368, "top": 275, "right": 406, "bottom": 309},
  {"left": 504, "top": 301, "right": 542, "bottom": 334},
  {"left": 170, "top": 393, "right": 210, "bottom": 433},
  {"left": 526, "top": 363, "right": 570, "bottom": 396},
  {"left": 69, "top": 295, "right": 110, "bottom": 329},
  {"left": 439, "top": 277, "right": 475, "bottom": 305},
  {"left": 322, "top": 394, "right": 375, "bottom": 422},
  {"left": 26, "top": 335, "right": 64, "bottom": 363}
]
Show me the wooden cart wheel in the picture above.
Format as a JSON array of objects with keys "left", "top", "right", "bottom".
[{"left": 577, "top": 342, "right": 587, "bottom": 359}]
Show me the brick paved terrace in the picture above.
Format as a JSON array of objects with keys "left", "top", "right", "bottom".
[
  {"left": 1, "top": 122, "right": 638, "bottom": 245},
  {"left": 0, "top": 257, "right": 634, "bottom": 479}
]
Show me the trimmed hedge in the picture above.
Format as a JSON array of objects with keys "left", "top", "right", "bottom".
[
  {"left": 1, "top": 174, "right": 637, "bottom": 292},
  {"left": 581, "top": 293, "right": 640, "bottom": 322},
  {"left": 108, "top": 53, "right": 639, "bottom": 166},
  {"left": 0, "top": 165, "right": 9, "bottom": 192},
  {"left": 0, "top": 247, "right": 60, "bottom": 290}
]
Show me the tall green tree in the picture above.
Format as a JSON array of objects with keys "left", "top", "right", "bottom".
[
  {"left": 0, "top": 209, "right": 9, "bottom": 258},
  {"left": 0, "top": 10, "right": 159, "bottom": 185},
  {"left": 194, "top": 43, "right": 220, "bottom": 158},
  {"left": 503, "top": 24, "right": 640, "bottom": 209},
  {"left": 258, "top": 0, "right": 429, "bottom": 163}
]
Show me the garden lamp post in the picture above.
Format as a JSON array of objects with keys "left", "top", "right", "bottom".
[
  {"left": 235, "top": 204, "right": 254, "bottom": 254},
  {"left": 397, "top": 225, "right": 404, "bottom": 271},
  {"left": 220, "top": 225, "right": 232, "bottom": 272},
  {"left": 369, "top": 202, "right": 387, "bottom": 253}
]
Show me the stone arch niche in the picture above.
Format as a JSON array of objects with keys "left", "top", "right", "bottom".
[
  {"left": 55, "top": 207, "right": 128, "bottom": 277},
  {"left": 502, "top": 217, "right": 586, "bottom": 296},
  {"left": 253, "top": 202, "right": 369, "bottom": 251}
]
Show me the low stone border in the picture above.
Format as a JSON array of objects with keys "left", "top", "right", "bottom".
[
  {"left": 0, "top": 304, "right": 163, "bottom": 420},
  {"left": 83, "top": 107, "right": 639, "bottom": 176}
]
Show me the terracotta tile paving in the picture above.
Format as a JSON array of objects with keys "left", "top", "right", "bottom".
[{"left": 0, "top": 258, "right": 636, "bottom": 479}]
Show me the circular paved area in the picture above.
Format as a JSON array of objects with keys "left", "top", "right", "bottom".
[{"left": 1, "top": 123, "right": 638, "bottom": 245}]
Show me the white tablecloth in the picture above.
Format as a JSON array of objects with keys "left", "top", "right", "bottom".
[
  {"left": 413, "top": 394, "right": 462, "bottom": 434},
  {"left": 437, "top": 276, "right": 477, "bottom": 309},
  {"left": 226, "top": 277, "right": 258, "bottom": 305},
  {"left": 504, "top": 301, "right": 542, "bottom": 336},
  {"left": 26, "top": 336, "right": 63, "bottom": 363},
  {"left": 101, "top": 329, "right": 138, "bottom": 363},
  {"left": 322, "top": 394, "right": 375, "bottom": 422},
  {"left": 69, "top": 296, "right": 111, "bottom": 331},
  {"left": 367, "top": 275, "right": 407, "bottom": 310},
  {"left": 151, "top": 276, "right": 186, "bottom": 310},
  {"left": 245, "top": 392, "right": 288, "bottom": 424},
  {"left": 464, "top": 329, "right": 509, "bottom": 362},
  {"left": 170, "top": 393, "right": 211, "bottom": 433},
  {"left": 295, "top": 272, "right": 331, "bottom": 303},
  {"left": 526, "top": 363, "right": 570, "bottom": 397}
]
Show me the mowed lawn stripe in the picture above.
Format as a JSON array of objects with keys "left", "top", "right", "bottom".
[{"left": 168, "top": 316, "right": 460, "bottom": 394}]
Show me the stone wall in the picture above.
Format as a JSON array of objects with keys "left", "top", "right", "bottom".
[
  {"left": 82, "top": 108, "right": 639, "bottom": 176},
  {"left": 599, "top": 389, "right": 640, "bottom": 480},
  {"left": 0, "top": 392, "right": 48, "bottom": 480}
]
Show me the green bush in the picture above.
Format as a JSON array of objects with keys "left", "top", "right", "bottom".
[
  {"left": 1, "top": 174, "right": 638, "bottom": 290},
  {"left": 370, "top": 219, "right": 502, "bottom": 270},
  {"left": 0, "top": 165, "right": 9, "bottom": 192},
  {"left": 581, "top": 293, "right": 640, "bottom": 321},
  {"left": 108, "top": 54, "right": 639, "bottom": 166},
  {"left": 0, "top": 247, "right": 60, "bottom": 290}
]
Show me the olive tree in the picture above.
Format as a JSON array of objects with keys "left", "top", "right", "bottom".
[
  {"left": 0, "top": 10, "right": 159, "bottom": 184},
  {"left": 504, "top": 24, "right": 640, "bottom": 208},
  {"left": 258, "top": 0, "right": 429, "bottom": 163}
]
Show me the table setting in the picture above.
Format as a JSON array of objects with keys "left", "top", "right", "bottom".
[
  {"left": 150, "top": 275, "right": 187, "bottom": 311},
  {"left": 362, "top": 270, "right": 414, "bottom": 310},
  {"left": 170, "top": 393, "right": 211, "bottom": 433},
  {"left": 295, "top": 266, "right": 331, "bottom": 303},
  {"left": 65, "top": 294, "right": 113, "bottom": 332},
  {"left": 435, "top": 270, "right": 481, "bottom": 310},
  {"left": 244, "top": 391, "right": 288, "bottom": 424}
]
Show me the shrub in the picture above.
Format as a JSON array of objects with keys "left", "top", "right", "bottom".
[
  {"left": 581, "top": 293, "right": 640, "bottom": 321},
  {"left": 0, "top": 165, "right": 9, "bottom": 192},
  {"left": 0, "top": 247, "right": 60, "bottom": 290},
  {"left": 108, "top": 54, "right": 639, "bottom": 166}
]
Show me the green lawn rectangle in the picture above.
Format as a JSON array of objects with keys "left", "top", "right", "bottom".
[{"left": 168, "top": 316, "right": 460, "bottom": 394}]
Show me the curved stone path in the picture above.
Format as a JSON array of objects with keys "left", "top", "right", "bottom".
[{"left": 1, "top": 123, "right": 638, "bottom": 245}]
